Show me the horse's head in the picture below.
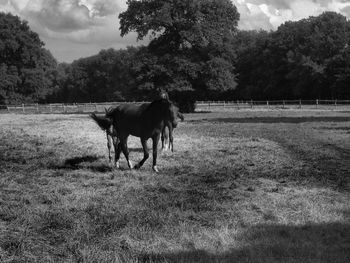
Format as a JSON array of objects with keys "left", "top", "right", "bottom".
[{"left": 158, "top": 89, "right": 169, "bottom": 100}]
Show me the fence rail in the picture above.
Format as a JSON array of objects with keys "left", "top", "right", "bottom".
[
  {"left": 0, "top": 102, "right": 146, "bottom": 114},
  {"left": 1, "top": 100, "right": 350, "bottom": 114}
]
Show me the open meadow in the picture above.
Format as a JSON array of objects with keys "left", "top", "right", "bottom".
[{"left": 0, "top": 110, "right": 349, "bottom": 262}]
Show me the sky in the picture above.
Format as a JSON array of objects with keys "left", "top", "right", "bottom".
[{"left": 0, "top": 0, "right": 349, "bottom": 63}]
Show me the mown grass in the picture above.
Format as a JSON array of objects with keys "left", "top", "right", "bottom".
[{"left": 0, "top": 110, "right": 349, "bottom": 262}]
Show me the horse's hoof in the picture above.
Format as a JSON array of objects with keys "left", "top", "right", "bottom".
[
  {"left": 115, "top": 161, "right": 120, "bottom": 169},
  {"left": 134, "top": 163, "right": 140, "bottom": 169},
  {"left": 152, "top": 166, "right": 159, "bottom": 173}
]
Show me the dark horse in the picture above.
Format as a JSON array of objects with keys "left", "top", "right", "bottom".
[{"left": 91, "top": 99, "right": 177, "bottom": 172}]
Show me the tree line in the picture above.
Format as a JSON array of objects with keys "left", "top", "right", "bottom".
[{"left": 0, "top": 0, "right": 349, "bottom": 112}]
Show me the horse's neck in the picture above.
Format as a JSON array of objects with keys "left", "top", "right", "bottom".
[{"left": 145, "top": 103, "right": 167, "bottom": 125}]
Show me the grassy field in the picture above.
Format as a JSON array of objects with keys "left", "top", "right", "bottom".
[{"left": 0, "top": 110, "right": 349, "bottom": 262}]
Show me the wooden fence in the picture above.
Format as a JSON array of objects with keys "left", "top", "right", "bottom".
[{"left": 1, "top": 100, "right": 350, "bottom": 114}]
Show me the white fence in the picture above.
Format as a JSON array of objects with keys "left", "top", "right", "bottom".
[
  {"left": 0, "top": 102, "right": 146, "bottom": 114},
  {"left": 196, "top": 100, "right": 350, "bottom": 111},
  {"left": 1, "top": 100, "right": 350, "bottom": 114}
]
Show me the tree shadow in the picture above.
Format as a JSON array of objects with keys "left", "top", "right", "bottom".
[{"left": 138, "top": 221, "right": 350, "bottom": 262}]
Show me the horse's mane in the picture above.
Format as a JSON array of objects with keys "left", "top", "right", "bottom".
[
  {"left": 149, "top": 98, "right": 171, "bottom": 107},
  {"left": 144, "top": 99, "right": 173, "bottom": 119},
  {"left": 105, "top": 106, "right": 119, "bottom": 119},
  {"left": 105, "top": 106, "right": 114, "bottom": 115}
]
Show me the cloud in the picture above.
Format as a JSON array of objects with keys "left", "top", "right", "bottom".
[
  {"left": 232, "top": 0, "right": 350, "bottom": 30},
  {"left": 245, "top": 0, "right": 291, "bottom": 10},
  {"left": 0, "top": 0, "right": 134, "bottom": 62},
  {"left": 341, "top": 5, "right": 350, "bottom": 16},
  {"left": 235, "top": 1, "right": 274, "bottom": 30},
  {"left": 85, "top": 0, "right": 121, "bottom": 16},
  {"left": 0, "top": 0, "right": 124, "bottom": 32},
  {"left": 34, "top": 1, "right": 93, "bottom": 32}
]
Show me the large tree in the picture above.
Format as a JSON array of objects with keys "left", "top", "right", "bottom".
[
  {"left": 119, "top": 0, "right": 240, "bottom": 110},
  {"left": 0, "top": 12, "right": 57, "bottom": 104}
]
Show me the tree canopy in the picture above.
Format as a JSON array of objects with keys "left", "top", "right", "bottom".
[
  {"left": 119, "top": 0, "right": 240, "bottom": 102},
  {"left": 234, "top": 12, "right": 350, "bottom": 100},
  {"left": 0, "top": 12, "right": 57, "bottom": 104},
  {"left": 51, "top": 47, "right": 139, "bottom": 103}
]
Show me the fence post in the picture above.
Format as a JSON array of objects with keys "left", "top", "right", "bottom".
[
  {"left": 50, "top": 104, "right": 52, "bottom": 113},
  {"left": 7, "top": 106, "right": 10, "bottom": 113},
  {"left": 251, "top": 99, "right": 253, "bottom": 109},
  {"left": 335, "top": 99, "right": 337, "bottom": 109},
  {"left": 36, "top": 103, "right": 39, "bottom": 113},
  {"left": 299, "top": 99, "right": 301, "bottom": 109},
  {"left": 22, "top": 104, "right": 25, "bottom": 113},
  {"left": 267, "top": 100, "right": 269, "bottom": 109},
  {"left": 316, "top": 99, "right": 318, "bottom": 109},
  {"left": 283, "top": 100, "right": 285, "bottom": 109}
]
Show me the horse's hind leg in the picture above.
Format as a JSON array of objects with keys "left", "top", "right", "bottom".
[
  {"left": 169, "top": 127, "right": 174, "bottom": 152},
  {"left": 162, "top": 126, "right": 169, "bottom": 151},
  {"left": 134, "top": 138, "right": 149, "bottom": 169},
  {"left": 161, "top": 128, "right": 165, "bottom": 150},
  {"left": 114, "top": 140, "right": 122, "bottom": 169},
  {"left": 112, "top": 135, "right": 119, "bottom": 165},
  {"left": 120, "top": 137, "right": 133, "bottom": 169},
  {"left": 152, "top": 134, "right": 160, "bottom": 172}
]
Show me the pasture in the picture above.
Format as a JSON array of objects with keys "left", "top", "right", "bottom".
[{"left": 0, "top": 110, "right": 349, "bottom": 262}]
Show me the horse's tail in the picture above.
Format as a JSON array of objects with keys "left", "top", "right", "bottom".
[
  {"left": 177, "top": 112, "right": 184, "bottom": 121},
  {"left": 90, "top": 112, "right": 113, "bottom": 131}
]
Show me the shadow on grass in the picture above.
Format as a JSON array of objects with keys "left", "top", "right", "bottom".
[
  {"left": 190, "top": 116, "right": 350, "bottom": 124},
  {"left": 138, "top": 222, "right": 350, "bottom": 263},
  {"left": 52, "top": 155, "right": 113, "bottom": 172}
]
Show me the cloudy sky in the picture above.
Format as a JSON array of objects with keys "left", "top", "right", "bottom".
[{"left": 0, "top": 0, "right": 349, "bottom": 63}]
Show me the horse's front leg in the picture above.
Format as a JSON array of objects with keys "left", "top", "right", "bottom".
[
  {"left": 107, "top": 132, "right": 112, "bottom": 162},
  {"left": 168, "top": 125, "right": 174, "bottom": 152},
  {"left": 134, "top": 138, "right": 149, "bottom": 169},
  {"left": 152, "top": 134, "right": 160, "bottom": 172}
]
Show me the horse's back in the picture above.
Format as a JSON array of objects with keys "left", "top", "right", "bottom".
[{"left": 112, "top": 103, "right": 150, "bottom": 137}]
